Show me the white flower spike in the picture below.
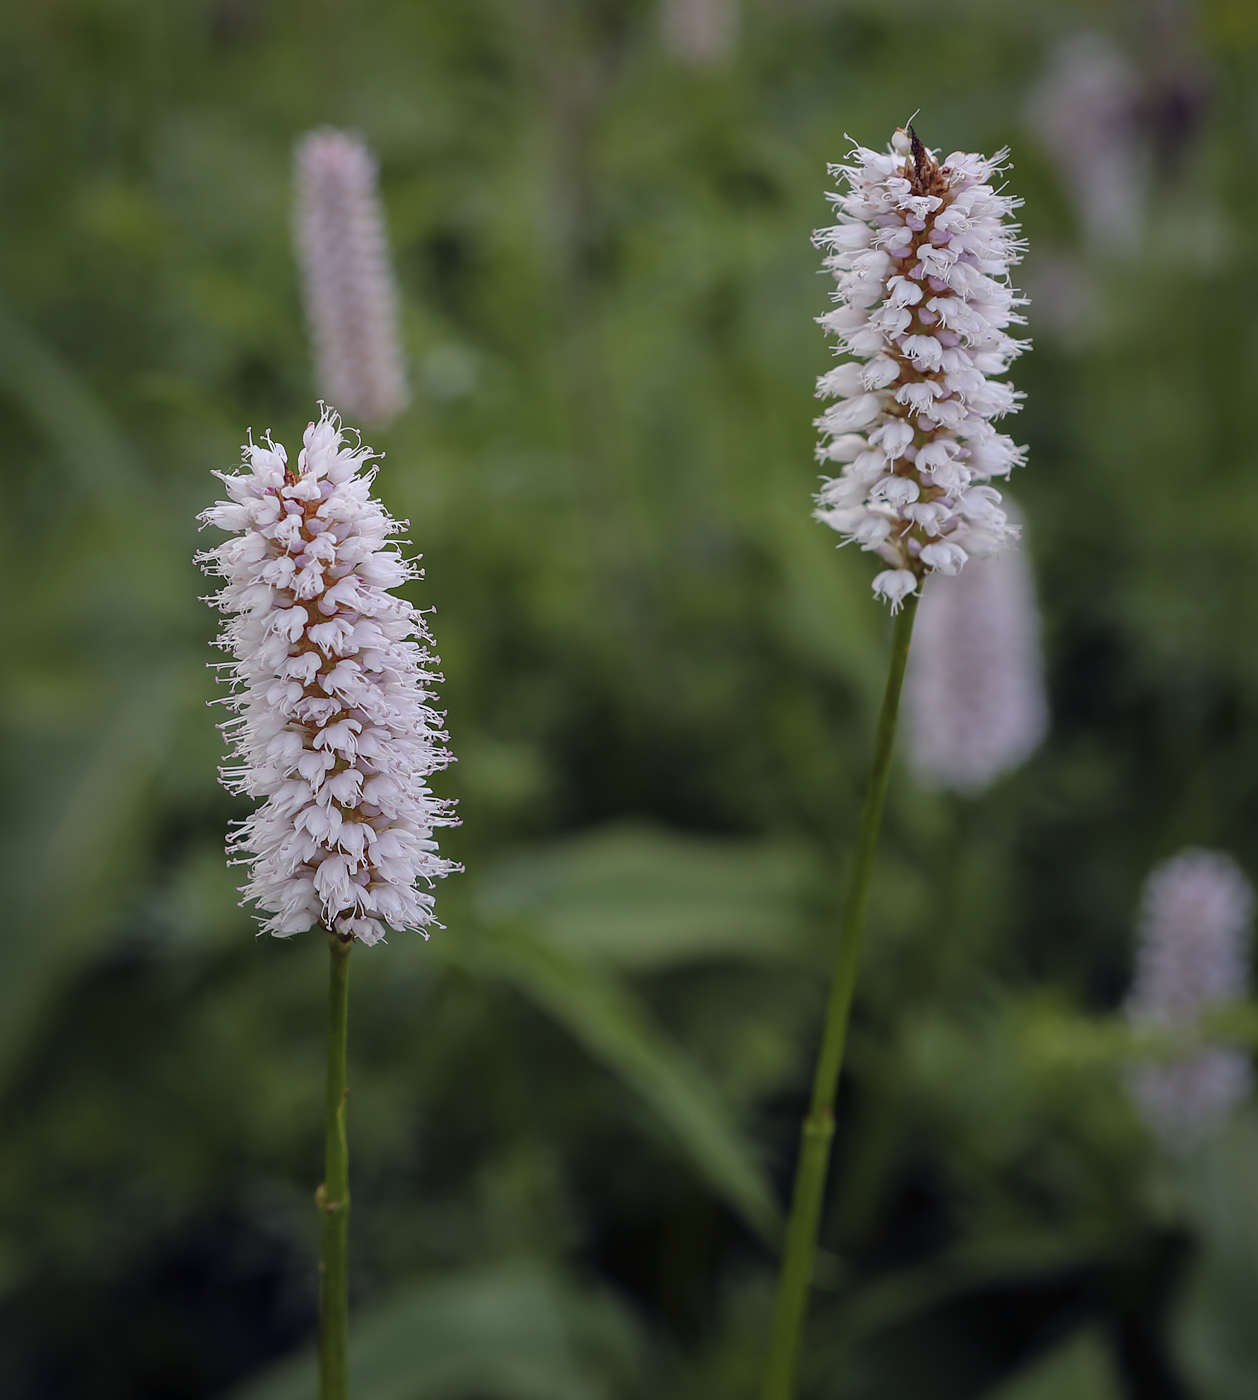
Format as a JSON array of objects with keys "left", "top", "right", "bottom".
[
  {"left": 294, "top": 128, "right": 410, "bottom": 428},
  {"left": 198, "top": 408, "right": 458, "bottom": 946},
  {"left": 813, "top": 128, "right": 1029, "bottom": 608},
  {"left": 1125, "top": 850, "right": 1253, "bottom": 1147}
]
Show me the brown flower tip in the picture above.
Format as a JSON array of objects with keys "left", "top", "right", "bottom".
[{"left": 906, "top": 126, "right": 950, "bottom": 199}]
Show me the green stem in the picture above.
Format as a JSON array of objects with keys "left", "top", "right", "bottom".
[
  {"left": 760, "top": 590, "right": 920, "bottom": 1400},
  {"left": 318, "top": 930, "right": 353, "bottom": 1400}
]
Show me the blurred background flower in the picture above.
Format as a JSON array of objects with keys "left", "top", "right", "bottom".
[
  {"left": 1025, "top": 32, "right": 1148, "bottom": 258},
  {"left": 904, "top": 517, "right": 1048, "bottom": 794},
  {"left": 1125, "top": 849, "right": 1252, "bottom": 1148},
  {"left": 293, "top": 129, "right": 410, "bottom": 428},
  {"left": 659, "top": 0, "right": 740, "bottom": 68},
  {"left": 2, "top": 2, "right": 1258, "bottom": 1398}
]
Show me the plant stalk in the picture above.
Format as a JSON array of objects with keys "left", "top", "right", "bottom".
[
  {"left": 318, "top": 930, "right": 353, "bottom": 1400},
  {"left": 760, "top": 591, "right": 920, "bottom": 1400}
]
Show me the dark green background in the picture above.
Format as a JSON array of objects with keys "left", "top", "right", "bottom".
[{"left": 2, "top": 0, "right": 1257, "bottom": 1395}]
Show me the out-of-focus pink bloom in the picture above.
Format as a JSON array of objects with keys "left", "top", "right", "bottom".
[
  {"left": 294, "top": 128, "right": 410, "bottom": 427},
  {"left": 659, "top": 0, "right": 739, "bottom": 66},
  {"left": 904, "top": 530, "right": 1048, "bottom": 792},
  {"left": 1126, "top": 850, "right": 1253, "bottom": 1147},
  {"left": 1026, "top": 34, "right": 1146, "bottom": 256}
]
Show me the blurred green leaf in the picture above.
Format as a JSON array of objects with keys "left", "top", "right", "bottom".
[
  {"left": 826, "top": 1232, "right": 1095, "bottom": 1345},
  {"left": 228, "top": 1260, "right": 644, "bottom": 1400},
  {"left": 0, "top": 299, "right": 139, "bottom": 496},
  {"left": 463, "top": 920, "right": 782, "bottom": 1246},
  {"left": 0, "top": 668, "right": 183, "bottom": 1087},
  {"left": 474, "top": 824, "right": 809, "bottom": 971},
  {"left": 977, "top": 1329, "right": 1123, "bottom": 1400},
  {"left": 804, "top": 1229, "right": 1101, "bottom": 1395},
  {"left": 1172, "top": 1110, "right": 1258, "bottom": 1400}
]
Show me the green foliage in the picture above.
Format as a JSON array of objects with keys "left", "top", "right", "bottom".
[
  {"left": 1172, "top": 1112, "right": 1258, "bottom": 1398},
  {"left": 474, "top": 825, "right": 810, "bottom": 972},
  {"left": 466, "top": 916, "right": 782, "bottom": 1244},
  {"left": 230, "top": 1261, "right": 646, "bottom": 1400},
  {"left": 979, "top": 1330, "right": 1123, "bottom": 1400}
]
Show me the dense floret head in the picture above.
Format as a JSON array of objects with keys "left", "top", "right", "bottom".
[
  {"left": 197, "top": 407, "right": 457, "bottom": 945},
  {"left": 813, "top": 127, "right": 1029, "bottom": 608}
]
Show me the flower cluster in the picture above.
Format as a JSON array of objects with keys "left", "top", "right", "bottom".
[
  {"left": 904, "top": 521, "right": 1048, "bottom": 793},
  {"left": 198, "top": 409, "right": 458, "bottom": 946},
  {"left": 1125, "top": 850, "right": 1253, "bottom": 1146},
  {"left": 813, "top": 129, "right": 1028, "bottom": 609},
  {"left": 294, "top": 128, "right": 410, "bottom": 428}
]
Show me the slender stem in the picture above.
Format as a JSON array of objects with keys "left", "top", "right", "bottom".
[
  {"left": 760, "top": 591, "right": 920, "bottom": 1400},
  {"left": 318, "top": 930, "right": 353, "bottom": 1400}
]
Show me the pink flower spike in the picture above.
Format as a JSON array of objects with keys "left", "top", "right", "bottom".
[
  {"left": 1125, "top": 850, "right": 1254, "bottom": 1147},
  {"left": 812, "top": 128, "right": 1029, "bottom": 603},
  {"left": 294, "top": 129, "right": 410, "bottom": 428},
  {"left": 197, "top": 407, "right": 459, "bottom": 946}
]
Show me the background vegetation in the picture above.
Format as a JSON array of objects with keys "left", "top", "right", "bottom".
[{"left": 2, "top": 0, "right": 1258, "bottom": 1395}]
